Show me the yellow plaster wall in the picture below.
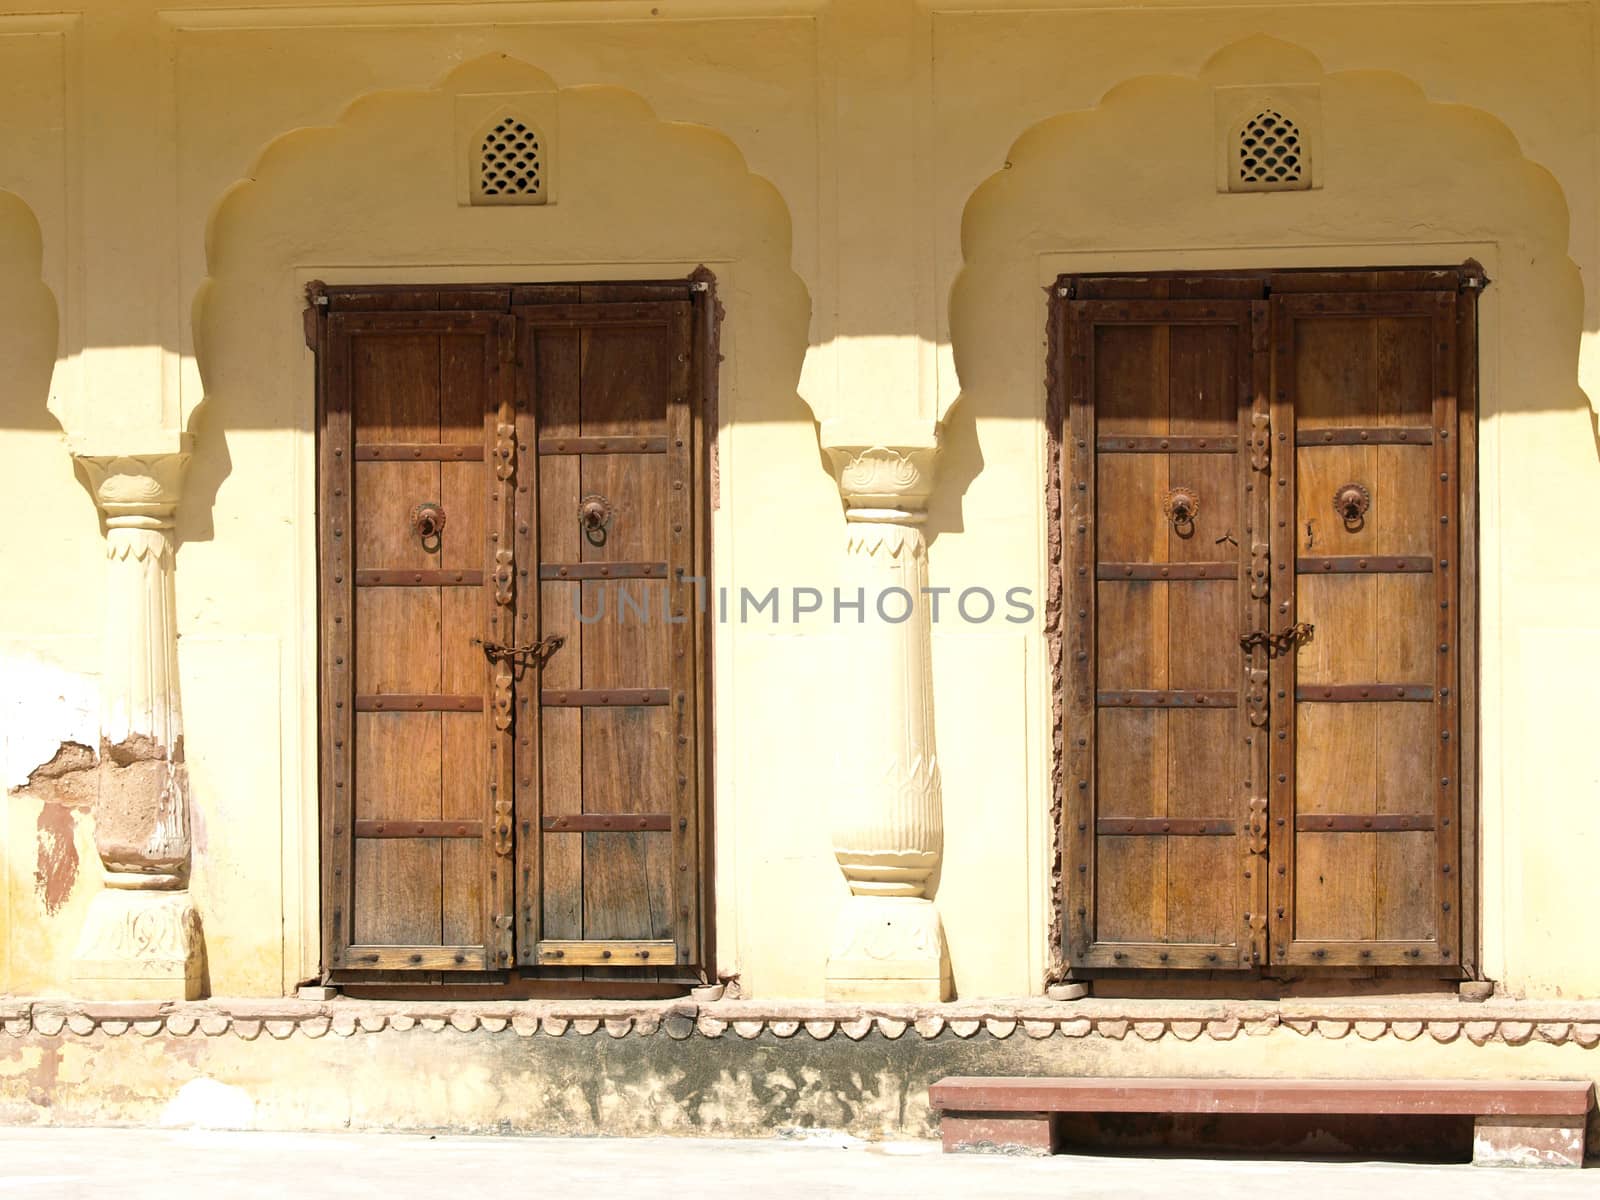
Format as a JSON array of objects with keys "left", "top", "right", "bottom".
[{"left": 1, "top": 0, "right": 1598, "bottom": 1003}]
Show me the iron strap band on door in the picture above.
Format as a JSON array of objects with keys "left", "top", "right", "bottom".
[
  {"left": 542, "top": 814, "right": 672, "bottom": 832},
  {"left": 1097, "top": 562, "right": 1237, "bottom": 580},
  {"left": 538, "top": 436, "right": 668, "bottom": 454},
  {"left": 539, "top": 562, "right": 668, "bottom": 580},
  {"left": 353, "top": 820, "right": 484, "bottom": 839},
  {"left": 1096, "top": 819, "right": 1237, "bottom": 836},
  {"left": 357, "top": 569, "right": 484, "bottom": 586},
  {"left": 1295, "top": 426, "right": 1434, "bottom": 446},
  {"left": 1294, "top": 814, "right": 1436, "bottom": 832},
  {"left": 1095, "top": 690, "right": 1238, "bottom": 708},
  {"left": 1295, "top": 684, "right": 1434, "bottom": 702},
  {"left": 1095, "top": 435, "right": 1238, "bottom": 453}
]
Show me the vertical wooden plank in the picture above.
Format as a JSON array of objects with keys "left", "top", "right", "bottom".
[
  {"left": 1433, "top": 295, "right": 1462, "bottom": 968},
  {"left": 485, "top": 317, "right": 518, "bottom": 967},
  {"left": 691, "top": 280, "right": 719, "bottom": 978},
  {"left": 353, "top": 712, "right": 443, "bottom": 945},
  {"left": 1094, "top": 323, "right": 1170, "bottom": 951},
  {"left": 1455, "top": 280, "right": 1481, "bottom": 978},
  {"left": 513, "top": 318, "right": 543, "bottom": 968},
  {"left": 1095, "top": 706, "right": 1165, "bottom": 944},
  {"left": 667, "top": 302, "right": 698, "bottom": 965},
  {"left": 1065, "top": 303, "right": 1096, "bottom": 963},
  {"left": 1267, "top": 296, "right": 1297, "bottom": 969},
  {"left": 1242, "top": 301, "right": 1272, "bottom": 967},
  {"left": 432, "top": 335, "right": 488, "bottom": 952},
  {"left": 352, "top": 332, "right": 440, "bottom": 441},
  {"left": 320, "top": 314, "right": 355, "bottom": 969},
  {"left": 349, "top": 325, "right": 447, "bottom": 951},
  {"left": 1375, "top": 703, "right": 1435, "bottom": 941},
  {"left": 1166, "top": 319, "right": 1244, "bottom": 956},
  {"left": 1290, "top": 313, "right": 1382, "bottom": 955},
  {"left": 531, "top": 327, "right": 583, "bottom": 974}
]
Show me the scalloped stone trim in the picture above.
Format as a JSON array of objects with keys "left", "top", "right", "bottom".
[{"left": 5, "top": 998, "right": 1600, "bottom": 1047}]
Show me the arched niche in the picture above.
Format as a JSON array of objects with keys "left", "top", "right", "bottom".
[
  {"left": 181, "top": 55, "right": 820, "bottom": 993},
  {"left": 943, "top": 35, "right": 1589, "bottom": 994}
]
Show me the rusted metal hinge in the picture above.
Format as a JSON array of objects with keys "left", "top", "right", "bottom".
[{"left": 302, "top": 280, "right": 329, "bottom": 350}]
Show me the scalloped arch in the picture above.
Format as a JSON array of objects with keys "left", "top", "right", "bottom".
[
  {"left": 190, "top": 54, "right": 807, "bottom": 432},
  {"left": 950, "top": 35, "right": 1583, "bottom": 419}
]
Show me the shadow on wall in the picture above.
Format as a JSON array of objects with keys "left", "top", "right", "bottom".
[
  {"left": 0, "top": 190, "right": 59, "bottom": 433},
  {"left": 187, "top": 55, "right": 814, "bottom": 549}
]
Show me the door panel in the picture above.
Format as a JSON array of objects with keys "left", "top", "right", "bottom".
[
  {"left": 1066, "top": 299, "right": 1264, "bottom": 970},
  {"left": 517, "top": 301, "right": 700, "bottom": 973},
  {"left": 321, "top": 311, "right": 515, "bottom": 972},
  {"left": 1271, "top": 291, "right": 1460, "bottom": 969},
  {"left": 1061, "top": 270, "right": 1476, "bottom": 979}
]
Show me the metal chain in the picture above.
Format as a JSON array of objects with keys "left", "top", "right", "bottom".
[{"left": 1238, "top": 622, "right": 1314, "bottom": 657}]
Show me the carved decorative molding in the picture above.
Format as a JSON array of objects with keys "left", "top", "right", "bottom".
[
  {"left": 826, "top": 444, "right": 939, "bottom": 515},
  {"left": 76, "top": 453, "right": 188, "bottom": 522},
  {"left": 8, "top": 997, "right": 1599, "bottom": 1048}
]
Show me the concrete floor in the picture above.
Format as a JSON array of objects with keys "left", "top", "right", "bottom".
[{"left": 0, "top": 1129, "right": 1596, "bottom": 1198}]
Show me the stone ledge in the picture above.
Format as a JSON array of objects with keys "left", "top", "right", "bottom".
[{"left": 4, "top": 995, "right": 1600, "bottom": 1047}]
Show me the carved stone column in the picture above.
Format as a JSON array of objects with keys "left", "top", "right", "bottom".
[
  {"left": 70, "top": 451, "right": 205, "bottom": 999},
  {"left": 822, "top": 442, "right": 952, "bottom": 1001}
]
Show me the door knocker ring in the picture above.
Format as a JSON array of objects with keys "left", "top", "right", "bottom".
[
  {"left": 579, "top": 493, "right": 614, "bottom": 547},
  {"left": 1334, "top": 482, "right": 1371, "bottom": 531},
  {"left": 410, "top": 502, "right": 446, "bottom": 553},
  {"left": 1163, "top": 486, "right": 1200, "bottom": 538}
]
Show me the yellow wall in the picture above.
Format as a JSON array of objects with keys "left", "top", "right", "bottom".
[{"left": 2, "top": 0, "right": 1598, "bottom": 1001}]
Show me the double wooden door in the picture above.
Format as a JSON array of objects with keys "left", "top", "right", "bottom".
[
  {"left": 313, "top": 282, "right": 711, "bottom": 981},
  {"left": 1058, "top": 267, "right": 1479, "bottom": 977}
]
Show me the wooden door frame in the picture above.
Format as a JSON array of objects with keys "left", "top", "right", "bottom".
[
  {"left": 1045, "top": 263, "right": 1483, "bottom": 985},
  {"left": 309, "top": 271, "right": 721, "bottom": 996}
]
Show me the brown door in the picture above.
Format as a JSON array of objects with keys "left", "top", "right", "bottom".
[
  {"left": 315, "top": 283, "right": 710, "bottom": 981},
  {"left": 517, "top": 298, "right": 702, "bottom": 972},
  {"left": 1058, "top": 268, "right": 1478, "bottom": 978},
  {"left": 1268, "top": 289, "right": 1463, "bottom": 971},
  {"left": 318, "top": 309, "right": 518, "bottom": 971}
]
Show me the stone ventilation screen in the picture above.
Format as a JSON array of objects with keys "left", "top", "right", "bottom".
[
  {"left": 1236, "top": 109, "right": 1307, "bottom": 191},
  {"left": 476, "top": 117, "right": 543, "bottom": 205}
]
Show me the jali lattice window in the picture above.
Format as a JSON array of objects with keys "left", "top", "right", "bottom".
[
  {"left": 475, "top": 117, "right": 544, "bottom": 206},
  {"left": 1235, "top": 109, "right": 1307, "bottom": 192}
]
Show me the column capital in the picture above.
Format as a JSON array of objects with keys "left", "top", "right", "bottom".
[
  {"left": 824, "top": 441, "right": 940, "bottom": 517},
  {"left": 74, "top": 443, "right": 190, "bottom": 524}
]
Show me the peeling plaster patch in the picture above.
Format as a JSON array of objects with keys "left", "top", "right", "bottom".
[
  {"left": 13, "top": 739, "right": 97, "bottom": 916},
  {"left": 33, "top": 798, "right": 80, "bottom": 915},
  {"left": 2, "top": 655, "right": 98, "bottom": 790},
  {"left": 160, "top": 1077, "right": 256, "bottom": 1129}
]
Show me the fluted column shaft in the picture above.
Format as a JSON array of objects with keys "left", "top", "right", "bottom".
[
  {"left": 71, "top": 451, "right": 205, "bottom": 999},
  {"left": 823, "top": 443, "right": 951, "bottom": 1001}
]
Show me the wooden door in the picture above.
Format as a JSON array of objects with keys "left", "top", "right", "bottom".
[
  {"left": 1268, "top": 290, "right": 1462, "bottom": 970},
  {"left": 1062, "top": 299, "right": 1268, "bottom": 970},
  {"left": 316, "top": 281, "right": 711, "bottom": 983},
  {"left": 319, "top": 309, "right": 517, "bottom": 971},
  {"left": 1058, "top": 268, "right": 1478, "bottom": 978},
  {"left": 516, "top": 296, "right": 702, "bottom": 973}
]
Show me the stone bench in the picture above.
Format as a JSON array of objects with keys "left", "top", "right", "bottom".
[{"left": 929, "top": 1076, "right": 1595, "bottom": 1167}]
